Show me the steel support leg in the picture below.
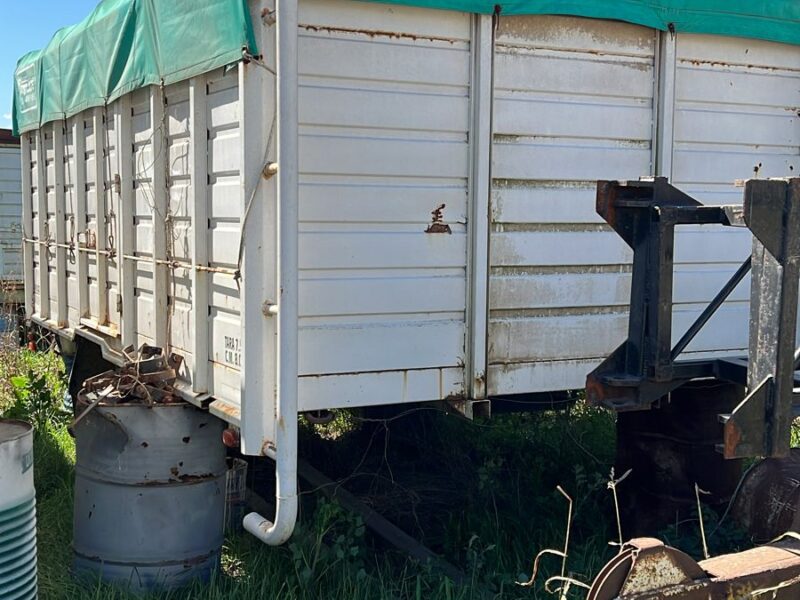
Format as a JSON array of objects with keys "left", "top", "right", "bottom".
[{"left": 723, "top": 179, "right": 800, "bottom": 458}]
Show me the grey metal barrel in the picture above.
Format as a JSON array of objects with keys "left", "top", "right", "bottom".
[
  {"left": 0, "top": 420, "right": 36, "bottom": 600},
  {"left": 72, "top": 400, "right": 226, "bottom": 592}
]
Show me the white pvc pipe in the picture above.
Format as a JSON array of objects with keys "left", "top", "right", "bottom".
[{"left": 244, "top": 0, "right": 300, "bottom": 546}]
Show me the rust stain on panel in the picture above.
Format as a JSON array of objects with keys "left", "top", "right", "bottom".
[
  {"left": 300, "top": 24, "right": 459, "bottom": 44},
  {"left": 425, "top": 204, "right": 452, "bottom": 234}
]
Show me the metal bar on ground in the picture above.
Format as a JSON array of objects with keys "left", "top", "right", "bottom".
[{"left": 297, "top": 459, "right": 473, "bottom": 587}]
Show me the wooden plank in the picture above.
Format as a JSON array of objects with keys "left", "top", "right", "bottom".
[{"left": 189, "top": 75, "right": 210, "bottom": 393}]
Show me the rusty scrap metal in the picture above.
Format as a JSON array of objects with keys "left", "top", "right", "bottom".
[
  {"left": 78, "top": 344, "right": 183, "bottom": 408},
  {"left": 732, "top": 449, "right": 800, "bottom": 544},
  {"left": 588, "top": 536, "right": 800, "bottom": 599}
]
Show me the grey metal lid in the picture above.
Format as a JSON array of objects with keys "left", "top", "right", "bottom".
[{"left": 0, "top": 420, "right": 33, "bottom": 444}]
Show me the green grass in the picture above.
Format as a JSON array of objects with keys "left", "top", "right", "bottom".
[
  {"left": 28, "top": 400, "right": 619, "bottom": 599},
  {"left": 4, "top": 346, "right": 707, "bottom": 599}
]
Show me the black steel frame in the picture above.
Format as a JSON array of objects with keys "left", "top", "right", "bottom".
[{"left": 587, "top": 177, "right": 800, "bottom": 459}]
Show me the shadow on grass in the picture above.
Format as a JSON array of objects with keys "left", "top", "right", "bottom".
[{"left": 34, "top": 403, "right": 621, "bottom": 600}]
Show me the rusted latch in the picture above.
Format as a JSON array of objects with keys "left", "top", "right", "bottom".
[
  {"left": 78, "top": 229, "right": 97, "bottom": 250},
  {"left": 425, "top": 204, "right": 452, "bottom": 234}
]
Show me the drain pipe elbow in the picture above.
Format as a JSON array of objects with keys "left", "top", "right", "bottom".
[
  {"left": 243, "top": 440, "right": 298, "bottom": 545},
  {"left": 243, "top": 495, "right": 297, "bottom": 546}
]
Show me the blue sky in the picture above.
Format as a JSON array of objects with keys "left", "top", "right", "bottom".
[{"left": 1, "top": 1, "right": 99, "bottom": 130}]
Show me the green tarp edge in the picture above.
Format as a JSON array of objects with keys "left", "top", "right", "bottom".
[
  {"left": 362, "top": 0, "right": 800, "bottom": 45},
  {"left": 13, "top": 0, "right": 257, "bottom": 136},
  {"left": 14, "top": 0, "right": 800, "bottom": 135}
]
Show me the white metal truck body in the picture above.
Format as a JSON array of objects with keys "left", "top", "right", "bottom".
[{"left": 20, "top": 0, "right": 800, "bottom": 458}]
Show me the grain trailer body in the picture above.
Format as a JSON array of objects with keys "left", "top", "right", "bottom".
[{"left": 14, "top": 0, "right": 800, "bottom": 540}]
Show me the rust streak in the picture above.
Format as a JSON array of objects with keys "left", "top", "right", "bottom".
[{"left": 300, "top": 24, "right": 459, "bottom": 45}]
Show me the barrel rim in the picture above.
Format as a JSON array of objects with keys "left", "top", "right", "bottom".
[{"left": 0, "top": 420, "right": 33, "bottom": 444}]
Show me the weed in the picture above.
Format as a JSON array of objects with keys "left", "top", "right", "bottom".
[{"left": 2, "top": 345, "right": 621, "bottom": 599}]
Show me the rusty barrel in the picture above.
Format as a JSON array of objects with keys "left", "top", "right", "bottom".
[{"left": 72, "top": 398, "right": 226, "bottom": 592}]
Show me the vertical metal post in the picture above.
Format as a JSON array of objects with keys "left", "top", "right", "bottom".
[
  {"left": 724, "top": 179, "right": 800, "bottom": 458},
  {"left": 150, "top": 87, "right": 168, "bottom": 349},
  {"left": 243, "top": 0, "right": 300, "bottom": 546},
  {"left": 189, "top": 76, "right": 210, "bottom": 394},
  {"left": 466, "top": 14, "right": 493, "bottom": 400},
  {"left": 93, "top": 108, "right": 108, "bottom": 326},
  {"left": 74, "top": 118, "right": 89, "bottom": 320},
  {"left": 20, "top": 133, "right": 34, "bottom": 318},
  {"left": 53, "top": 121, "right": 68, "bottom": 327},
  {"left": 117, "top": 96, "right": 136, "bottom": 348},
  {"left": 35, "top": 130, "right": 49, "bottom": 320},
  {"left": 654, "top": 30, "right": 676, "bottom": 179}
]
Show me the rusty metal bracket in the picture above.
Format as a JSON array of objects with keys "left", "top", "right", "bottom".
[
  {"left": 587, "top": 178, "right": 738, "bottom": 411},
  {"left": 722, "top": 179, "right": 800, "bottom": 459},
  {"left": 588, "top": 177, "right": 800, "bottom": 460},
  {"left": 589, "top": 536, "right": 800, "bottom": 599}
]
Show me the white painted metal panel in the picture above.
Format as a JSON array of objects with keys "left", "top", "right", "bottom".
[
  {"left": 19, "top": 0, "right": 800, "bottom": 455},
  {"left": 295, "top": 0, "right": 472, "bottom": 408},
  {"left": 0, "top": 145, "right": 23, "bottom": 287},
  {"left": 487, "top": 16, "right": 657, "bottom": 396},
  {"left": 670, "top": 34, "right": 800, "bottom": 357}
]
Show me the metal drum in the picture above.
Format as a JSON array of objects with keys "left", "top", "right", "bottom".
[
  {"left": 72, "top": 401, "right": 226, "bottom": 592},
  {"left": 0, "top": 420, "right": 36, "bottom": 600}
]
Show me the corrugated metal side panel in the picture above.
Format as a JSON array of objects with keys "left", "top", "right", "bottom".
[
  {"left": 205, "top": 70, "right": 244, "bottom": 402},
  {"left": 163, "top": 82, "right": 195, "bottom": 386},
  {"left": 0, "top": 147, "right": 22, "bottom": 284},
  {"left": 670, "top": 34, "right": 800, "bottom": 356},
  {"left": 487, "top": 16, "right": 657, "bottom": 395},
  {"left": 295, "top": 0, "right": 471, "bottom": 410},
  {"left": 23, "top": 67, "right": 243, "bottom": 409},
  {"left": 30, "top": 132, "right": 46, "bottom": 320}
]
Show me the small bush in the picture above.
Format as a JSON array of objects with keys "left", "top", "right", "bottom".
[{"left": 0, "top": 347, "right": 68, "bottom": 430}]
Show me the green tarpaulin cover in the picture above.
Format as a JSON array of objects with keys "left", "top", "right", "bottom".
[
  {"left": 13, "top": 0, "right": 799, "bottom": 135},
  {"left": 13, "top": 0, "right": 256, "bottom": 135},
  {"left": 379, "top": 0, "right": 800, "bottom": 46}
]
